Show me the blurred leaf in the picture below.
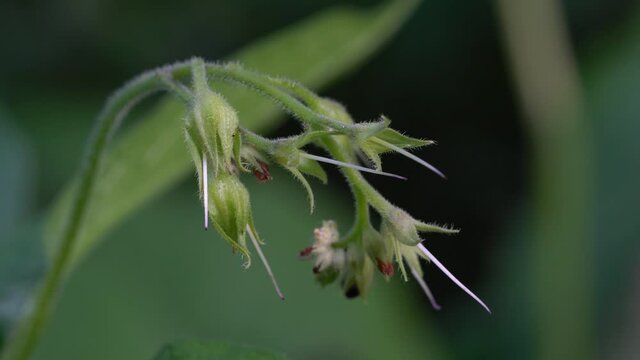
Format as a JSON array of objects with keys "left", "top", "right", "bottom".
[
  {"left": 153, "top": 340, "right": 285, "bottom": 360},
  {"left": 0, "top": 108, "right": 43, "bottom": 349},
  {"left": 582, "top": 6, "right": 640, "bottom": 340},
  {"left": 31, "top": 170, "right": 448, "bottom": 360},
  {"left": 446, "top": 5, "right": 640, "bottom": 359},
  {"left": 0, "top": 107, "right": 34, "bottom": 234},
  {"left": 496, "top": 0, "right": 594, "bottom": 357},
  {"left": 3, "top": 1, "right": 423, "bottom": 358},
  {"left": 297, "top": 157, "right": 328, "bottom": 184},
  {"left": 44, "top": 0, "right": 421, "bottom": 271}
]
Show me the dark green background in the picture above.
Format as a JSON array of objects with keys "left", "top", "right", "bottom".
[{"left": 1, "top": 0, "right": 640, "bottom": 359}]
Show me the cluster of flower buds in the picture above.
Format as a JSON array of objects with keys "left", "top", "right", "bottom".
[
  {"left": 167, "top": 58, "right": 489, "bottom": 312},
  {"left": 293, "top": 91, "right": 491, "bottom": 312},
  {"left": 299, "top": 221, "right": 377, "bottom": 299}
]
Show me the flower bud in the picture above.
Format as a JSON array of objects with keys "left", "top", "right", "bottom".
[
  {"left": 272, "top": 145, "right": 302, "bottom": 168},
  {"left": 252, "top": 160, "right": 272, "bottom": 182},
  {"left": 363, "top": 228, "right": 394, "bottom": 278},
  {"left": 382, "top": 207, "right": 421, "bottom": 246},
  {"left": 315, "top": 98, "right": 354, "bottom": 125},
  {"left": 208, "top": 173, "right": 252, "bottom": 256},
  {"left": 341, "top": 245, "right": 374, "bottom": 299},
  {"left": 192, "top": 88, "right": 239, "bottom": 173},
  {"left": 300, "top": 221, "right": 346, "bottom": 286},
  {"left": 310, "top": 221, "right": 345, "bottom": 273},
  {"left": 187, "top": 60, "right": 239, "bottom": 175},
  {"left": 313, "top": 98, "right": 357, "bottom": 154}
]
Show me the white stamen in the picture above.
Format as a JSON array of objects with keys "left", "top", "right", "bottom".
[
  {"left": 418, "top": 243, "right": 491, "bottom": 314},
  {"left": 247, "top": 225, "right": 285, "bottom": 300},
  {"left": 410, "top": 266, "right": 441, "bottom": 310},
  {"left": 203, "top": 154, "right": 208, "bottom": 230},
  {"left": 302, "top": 153, "right": 406, "bottom": 180},
  {"left": 373, "top": 138, "right": 446, "bottom": 179}
]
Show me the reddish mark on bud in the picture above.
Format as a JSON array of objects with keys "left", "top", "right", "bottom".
[
  {"left": 376, "top": 259, "right": 395, "bottom": 277},
  {"left": 299, "top": 246, "right": 313, "bottom": 258},
  {"left": 253, "top": 160, "right": 272, "bottom": 182}
]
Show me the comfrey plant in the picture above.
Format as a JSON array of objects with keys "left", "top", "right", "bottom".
[{"left": 121, "top": 58, "right": 489, "bottom": 312}]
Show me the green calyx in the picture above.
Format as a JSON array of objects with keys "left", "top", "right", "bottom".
[
  {"left": 187, "top": 59, "right": 240, "bottom": 175},
  {"left": 382, "top": 207, "right": 422, "bottom": 246},
  {"left": 342, "top": 246, "right": 375, "bottom": 299},
  {"left": 154, "top": 59, "right": 471, "bottom": 307},
  {"left": 208, "top": 173, "right": 253, "bottom": 263}
]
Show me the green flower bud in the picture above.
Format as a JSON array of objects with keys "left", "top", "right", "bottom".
[
  {"left": 363, "top": 227, "right": 395, "bottom": 278},
  {"left": 315, "top": 98, "right": 354, "bottom": 125},
  {"left": 342, "top": 245, "right": 374, "bottom": 299},
  {"left": 192, "top": 89, "right": 239, "bottom": 173},
  {"left": 380, "top": 219, "right": 423, "bottom": 282},
  {"left": 186, "top": 59, "right": 239, "bottom": 175},
  {"left": 272, "top": 145, "right": 328, "bottom": 183},
  {"left": 208, "top": 173, "right": 252, "bottom": 259},
  {"left": 272, "top": 144, "right": 301, "bottom": 168},
  {"left": 311, "top": 98, "right": 431, "bottom": 173},
  {"left": 311, "top": 98, "right": 358, "bottom": 158},
  {"left": 382, "top": 207, "right": 421, "bottom": 246}
]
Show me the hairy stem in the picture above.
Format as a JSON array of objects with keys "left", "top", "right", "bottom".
[
  {"left": 322, "top": 137, "right": 393, "bottom": 230},
  {"left": 206, "top": 64, "right": 354, "bottom": 133},
  {"left": 263, "top": 78, "right": 395, "bottom": 217},
  {"left": 2, "top": 59, "right": 393, "bottom": 360},
  {"left": 3, "top": 70, "right": 169, "bottom": 360}
]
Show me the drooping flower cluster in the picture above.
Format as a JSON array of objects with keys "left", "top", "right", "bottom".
[{"left": 168, "top": 58, "right": 489, "bottom": 312}]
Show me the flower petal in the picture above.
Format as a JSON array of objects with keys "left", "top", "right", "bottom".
[
  {"left": 247, "top": 225, "right": 285, "bottom": 300},
  {"left": 409, "top": 265, "right": 441, "bottom": 310},
  {"left": 418, "top": 243, "right": 491, "bottom": 313}
]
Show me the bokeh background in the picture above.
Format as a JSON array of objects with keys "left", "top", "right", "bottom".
[{"left": 1, "top": 0, "right": 640, "bottom": 359}]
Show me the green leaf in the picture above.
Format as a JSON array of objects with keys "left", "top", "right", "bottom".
[
  {"left": 297, "top": 156, "right": 328, "bottom": 184},
  {"left": 2, "top": 2, "right": 422, "bottom": 358},
  {"left": 29, "top": 170, "right": 448, "bottom": 360},
  {"left": 365, "top": 126, "right": 434, "bottom": 156},
  {"left": 582, "top": 6, "right": 640, "bottom": 328},
  {"left": 353, "top": 116, "right": 390, "bottom": 140},
  {"left": 375, "top": 127, "right": 434, "bottom": 149},
  {"left": 153, "top": 340, "right": 285, "bottom": 360},
  {"left": 286, "top": 167, "right": 315, "bottom": 214},
  {"left": 44, "top": 0, "right": 421, "bottom": 268},
  {"left": 415, "top": 221, "right": 460, "bottom": 235},
  {"left": 358, "top": 141, "right": 383, "bottom": 170}
]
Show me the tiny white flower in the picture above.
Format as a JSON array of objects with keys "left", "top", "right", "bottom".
[{"left": 300, "top": 220, "right": 345, "bottom": 274}]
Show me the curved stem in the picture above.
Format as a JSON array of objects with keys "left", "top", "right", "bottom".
[
  {"left": 260, "top": 74, "right": 395, "bottom": 217},
  {"left": 1, "top": 59, "right": 391, "bottom": 360},
  {"left": 238, "top": 128, "right": 274, "bottom": 151},
  {"left": 321, "top": 137, "right": 394, "bottom": 227},
  {"left": 207, "top": 64, "right": 354, "bottom": 133},
  {"left": 3, "top": 71, "right": 170, "bottom": 360}
]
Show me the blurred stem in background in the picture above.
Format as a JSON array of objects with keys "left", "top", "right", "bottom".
[
  {"left": 496, "top": 0, "right": 594, "bottom": 358},
  {"left": 0, "top": 2, "right": 426, "bottom": 359}
]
